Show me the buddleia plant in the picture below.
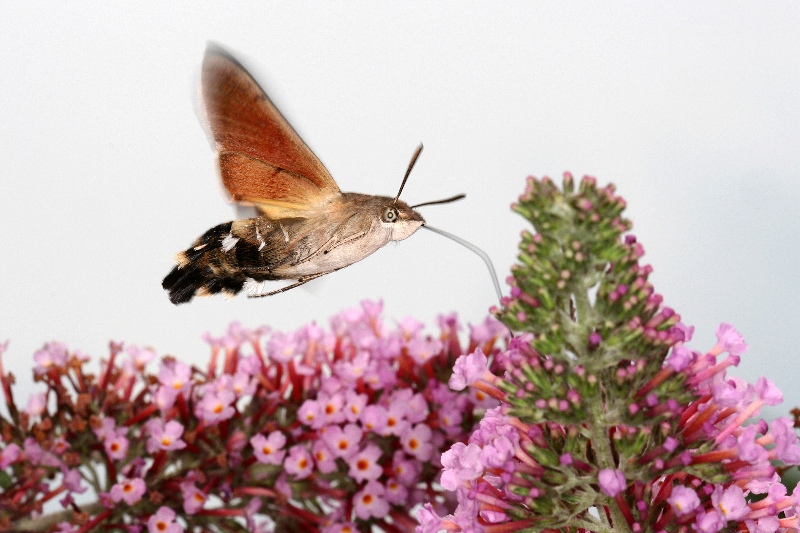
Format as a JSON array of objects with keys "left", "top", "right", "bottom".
[{"left": 424, "top": 174, "right": 800, "bottom": 533}]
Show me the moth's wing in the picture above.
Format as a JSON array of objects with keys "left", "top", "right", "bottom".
[{"left": 202, "top": 44, "right": 341, "bottom": 217}]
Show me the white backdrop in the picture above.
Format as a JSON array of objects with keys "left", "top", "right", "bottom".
[{"left": 1, "top": 3, "right": 798, "bottom": 418}]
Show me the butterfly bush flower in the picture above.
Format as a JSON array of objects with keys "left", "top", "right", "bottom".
[
  {"left": 424, "top": 174, "right": 800, "bottom": 532},
  {"left": 0, "top": 301, "right": 506, "bottom": 531}
]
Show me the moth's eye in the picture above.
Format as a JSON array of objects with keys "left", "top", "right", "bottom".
[{"left": 382, "top": 206, "right": 399, "bottom": 223}]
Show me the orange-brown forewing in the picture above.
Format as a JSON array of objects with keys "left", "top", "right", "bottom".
[{"left": 202, "top": 44, "right": 341, "bottom": 215}]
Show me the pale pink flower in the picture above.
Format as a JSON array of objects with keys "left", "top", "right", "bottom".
[
  {"left": 147, "top": 506, "right": 183, "bottom": 533},
  {"left": 250, "top": 431, "right": 287, "bottom": 465},
  {"left": 353, "top": 481, "right": 389, "bottom": 520},
  {"left": 284, "top": 445, "right": 313, "bottom": 479},
  {"left": 109, "top": 477, "right": 145, "bottom": 505}
]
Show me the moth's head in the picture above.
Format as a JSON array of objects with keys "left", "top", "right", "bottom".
[{"left": 382, "top": 199, "right": 425, "bottom": 241}]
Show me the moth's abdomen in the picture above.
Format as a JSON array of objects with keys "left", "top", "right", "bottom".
[
  {"left": 162, "top": 222, "right": 238, "bottom": 304},
  {"left": 163, "top": 220, "right": 280, "bottom": 305}
]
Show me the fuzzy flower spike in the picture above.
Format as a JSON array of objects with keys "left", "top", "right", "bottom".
[{"left": 427, "top": 174, "right": 800, "bottom": 533}]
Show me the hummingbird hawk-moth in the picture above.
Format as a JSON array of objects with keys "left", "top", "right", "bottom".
[{"left": 162, "top": 45, "right": 465, "bottom": 305}]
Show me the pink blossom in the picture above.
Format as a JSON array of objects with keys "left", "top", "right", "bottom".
[
  {"left": 382, "top": 403, "right": 411, "bottom": 437},
  {"left": 153, "top": 385, "right": 179, "bottom": 412},
  {"left": 104, "top": 430, "right": 130, "bottom": 461},
  {"left": 109, "top": 477, "right": 145, "bottom": 505},
  {"left": 353, "top": 480, "right": 389, "bottom": 520},
  {"left": 598, "top": 468, "right": 626, "bottom": 497},
  {"left": 317, "top": 392, "right": 346, "bottom": 426},
  {"left": 23, "top": 438, "right": 60, "bottom": 467},
  {"left": 360, "top": 404, "right": 388, "bottom": 433},
  {"left": 401, "top": 424, "right": 434, "bottom": 461},
  {"left": 391, "top": 389, "right": 428, "bottom": 424},
  {"left": 713, "top": 323, "right": 748, "bottom": 356},
  {"left": 406, "top": 338, "right": 442, "bottom": 365},
  {"left": 147, "top": 506, "right": 183, "bottom": 533},
  {"left": 158, "top": 360, "right": 192, "bottom": 397},
  {"left": 284, "top": 445, "right": 313, "bottom": 479},
  {"left": 736, "top": 425, "right": 768, "bottom": 463},
  {"left": 667, "top": 485, "right": 701, "bottom": 516},
  {"left": 195, "top": 388, "right": 235, "bottom": 424},
  {"left": 250, "top": 431, "right": 287, "bottom": 465},
  {"left": 321, "top": 522, "right": 358, "bottom": 533},
  {"left": 769, "top": 417, "right": 800, "bottom": 464},
  {"left": 391, "top": 451, "right": 422, "bottom": 486},
  {"left": 334, "top": 351, "right": 370, "bottom": 383},
  {"left": 755, "top": 377, "right": 783, "bottom": 405},
  {"left": 438, "top": 405, "right": 464, "bottom": 435},
  {"left": 694, "top": 509, "right": 725, "bottom": 533},
  {"left": 146, "top": 419, "right": 186, "bottom": 452},
  {"left": 312, "top": 439, "right": 338, "bottom": 474},
  {"left": 398, "top": 316, "right": 425, "bottom": 338},
  {"left": 667, "top": 344, "right": 693, "bottom": 371},
  {"left": 267, "top": 330, "right": 303, "bottom": 363},
  {"left": 323, "top": 424, "right": 363, "bottom": 459},
  {"left": 440, "top": 443, "right": 484, "bottom": 490},
  {"left": 449, "top": 348, "right": 489, "bottom": 391},
  {"left": 0, "top": 443, "right": 21, "bottom": 467},
  {"left": 298, "top": 398, "right": 322, "bottom": 428},
  {"left": 62, "top": 468, "right": 86, "bottom": 493},
  {"left": 673, "top": 322, "right": 695, "bottom": 342},
  {"left": 229, "top": 371, "right": 255, "bottom": 397},
  {"left": 126, "top": 345, "right": 156, "bottom": 369},
  {"left": 180, "top": 481, "right": 207, "bottom": 514},
  {"left": 25, "top": 392, "right": 47, "bottom": 418},
  {"left": 348, "top": 443, "right": 383, "bottom": 483},
  {"left": 385, "top": 478, "right": 408, "bottom": 505},
  {"left": 363, "top": 360, "right": 398, "bottom": 390},
  {"left": 343, "top": 391, "right": 368, "bottom": 423},
  {"left": 745, "top": 516, "right": 780, "bottom": 533},
  {"left": 92, "top": 416, "right": 117, "bottom": 441},
  {"left": 711, "top": 484, "right": 749, "bottom": 521},
  {"left": 33, "top": 342, "right": 68, "bottom": 374},
  {"left": 416, "top": 503, "right": 445, "bottom": 533},
  {"left": 711, "top": 377, "right": 750, "bottom": 407},
  {"left": 469, "top": 316, "right": 508, "bottom": 345}
]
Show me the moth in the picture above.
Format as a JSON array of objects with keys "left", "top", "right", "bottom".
[{"left": 163, "top": 45, "right": 466, "bottom": 305}]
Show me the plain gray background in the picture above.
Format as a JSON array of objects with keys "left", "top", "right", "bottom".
[{"left": 1, "top": 3, "right": 798, "bottom": 418}]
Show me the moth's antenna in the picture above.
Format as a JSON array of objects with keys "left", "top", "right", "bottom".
[
  {"left": 422, "top": 225, "right": 503, "bottom": 304},
  {"left": 394, "top": 144, "right": 424, "bottom": 203},
  {"left": 412, "top": 194, "right": 466, "bottom": 209}
]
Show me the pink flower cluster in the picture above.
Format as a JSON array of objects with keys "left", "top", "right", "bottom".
[
  {"left": 421, "top": 323, "right": 800, "bottom": 533},
  {"left": 0, "top": 301, "right": 507, "bottom": 532}
]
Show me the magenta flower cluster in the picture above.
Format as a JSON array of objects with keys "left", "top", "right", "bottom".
[{"left": 0, "top": 301, "right": 507, "bottom": 532}]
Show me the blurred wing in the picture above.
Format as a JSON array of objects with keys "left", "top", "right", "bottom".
[{"left": 202, "top": 44, "right": 341, "bottom": 216}]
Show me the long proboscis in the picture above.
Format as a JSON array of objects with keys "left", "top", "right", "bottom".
[{"left": 422, "top": 225, "right": 503, "bottom": 305}]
